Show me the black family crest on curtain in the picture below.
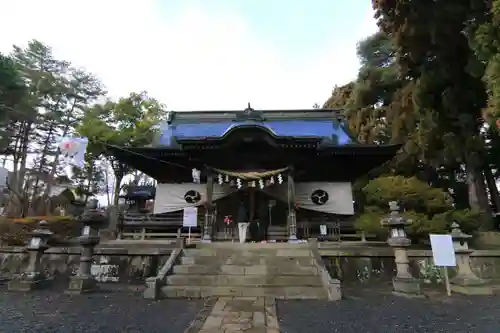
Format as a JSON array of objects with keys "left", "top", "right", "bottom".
[
  {"left": 311, "top": 189, "right": 329, "bottom": 205},
  {"left": 184, "top": 190, "right": 202, "bottom": 203}
]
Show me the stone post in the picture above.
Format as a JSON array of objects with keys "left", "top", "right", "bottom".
[
  {"left": 381, "top": 201, "right": 421, "bottom": 296},
  {"left": 202, "top": 171, "right": 214, "bottom": 243},
  {"left": 66, "top": 209, "right": 106, "bottom": 294},
  {"left": 8, "top": 220, "right": 53, "bottom": 291},
  {"left": 287, "top": 167, "right": 299, "bottom": 243},
  {"left": 449, "top": 222, "right": 493, "bottom": 295}
]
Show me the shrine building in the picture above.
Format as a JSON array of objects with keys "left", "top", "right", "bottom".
[{"left": 106, "top": 106, "right": 400, "bottom": 241}]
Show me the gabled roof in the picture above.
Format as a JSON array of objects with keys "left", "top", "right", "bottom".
[{"left": 154, "top": 107, "right": 357, "bottom": 148}]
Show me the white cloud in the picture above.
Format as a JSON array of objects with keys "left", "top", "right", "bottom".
[
  {"left": 0, "top": 0, "right": 378, "bottom": 205},
  {"left": 0, "top": 0, "right": 377, "bottom": 111}
]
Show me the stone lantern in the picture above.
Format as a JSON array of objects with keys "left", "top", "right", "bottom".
[
  {"left": 66, "top": 209, "right": 107, "bottom": 294},
  {"left": 449, "top": 222, "right": 492, "bottom": 295},
  {"left": 8, "top": 220, "right": 53, "bottom": 291},
  {"left": 380, "top": 201, "right": 421, "bottom": 296}
]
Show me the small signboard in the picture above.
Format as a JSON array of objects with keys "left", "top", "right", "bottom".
[
  {"left": 429, "top": 234, "right": 456, "bottom": 296},
  {"left": 83, "top": 226, "right": 91, "bottom": 236},
  {"left": 429, "top": 234, "right": 456, "bottom": 267},
  {"left": 0, "top": 167, "right": 8, "bottom": 188},
  {"left": 320, "top": 225, "right": 327, "bottom": 236},
  {"left": 183, "top": 207, "right": 198, "bottom": 228}
]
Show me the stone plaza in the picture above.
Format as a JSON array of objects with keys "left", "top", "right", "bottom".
[{"left": 1, "top": 287, "right": 500, "bottom": 333}]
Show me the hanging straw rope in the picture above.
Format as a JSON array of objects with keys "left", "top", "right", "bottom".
[{"left": 210, "top": 167, "right": 288, "bottom": 180}]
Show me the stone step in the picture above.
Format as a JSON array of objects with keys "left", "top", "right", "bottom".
[
  {"left": 196, "top": 242, "right": 310, "bottom": 248},
  {"left": 166, "top": 274, "right": 323, "bottom": 287},
  {"left": 173, "top": 264, "right": 318, "bottom": 275},
  {"left": 184, "top": 248, "right": 313, "bottom": 257},
  {"left": 180, "top": 255, "right": 315, "bottom": 266},
  {"left": 161, "top": 285, "right": 328, "bottom": 299}
]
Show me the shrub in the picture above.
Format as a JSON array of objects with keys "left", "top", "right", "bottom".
[
  {"left": 0, "top": 216, "right": 82, "bottom": 246},
  {"left": 354, "top": 206, "right": 482, "bottom": 242}
]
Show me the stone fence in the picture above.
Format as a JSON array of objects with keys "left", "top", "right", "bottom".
[
  {"left": 320, "top": 246, "right": 500, "bottom": 284},
  {"left": 2, "top": 242, "right": 500, "bottom": 287},
  {"left": 0, "top": 242, "right": 178, "bottom": 285}
]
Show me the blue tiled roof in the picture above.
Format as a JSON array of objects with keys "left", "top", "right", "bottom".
[{"left": 158, "top": 120, "right": 353, "bottom": 146}]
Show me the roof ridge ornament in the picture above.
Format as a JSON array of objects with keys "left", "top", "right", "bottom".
[{"left": 236, "top": 102, "right": 265, "bottom": 122}]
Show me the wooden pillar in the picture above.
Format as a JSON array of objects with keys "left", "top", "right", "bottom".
[
  {"left": 202, "top": 169, "right": 214, "bottom": 243},
  {"left": 287, "top": 167, "right": 298, "bottom": 242}
]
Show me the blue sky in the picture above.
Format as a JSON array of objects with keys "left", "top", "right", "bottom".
[
  {"left": 0, "top": 0, "right": 377, "bottom": 204},
  {"left": 158, "top": 0, "right": 375, "bottom": 62},
  {"left": 0, "top": 0, "right": 377, "bottom": 110}
]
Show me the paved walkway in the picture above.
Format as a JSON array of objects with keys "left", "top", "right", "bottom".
[{"left": 198, "top": 297, "right": 280, "bottom": 333}]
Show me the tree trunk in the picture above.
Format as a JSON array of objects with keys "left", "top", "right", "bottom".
[
  {"left": 113, "top": 174, "right": 124, "bottom": 207},
  {"left": 467, "top": 167, "right": 493, "bottom": 230},
  {"left": 43, "top": 100, "right": 78, "bottom": 214},
  {"left": 484, "top": 167, "right": 500, "bottom": 213},
  {"left": 7, "top": 121, "right": 32, "bottom": 217},
  {"left": 104, "top": 162, "right": 112, "bottom": 207}
]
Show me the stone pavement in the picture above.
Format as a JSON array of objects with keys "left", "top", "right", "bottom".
[{"left": 198, "top": 297, "right": 280, "bottom": 333}]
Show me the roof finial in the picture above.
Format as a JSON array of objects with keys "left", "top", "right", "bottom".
[{"left": 244, "top": 102, "right": 254, "bottom": 115}]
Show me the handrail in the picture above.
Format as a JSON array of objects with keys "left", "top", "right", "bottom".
[
  {"left": 143, "top": 238, "right": 185, "bottom": 299},
  {"left": 309, "top": 238, "right": 342, "bottom": 301}
]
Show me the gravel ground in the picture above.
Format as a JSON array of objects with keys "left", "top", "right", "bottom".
[
  {"left": 277, "top": 294, "right": 500, "bottom": 333},
  {"left": 0, "top": 289, "right": 204, "bottom": 333}
]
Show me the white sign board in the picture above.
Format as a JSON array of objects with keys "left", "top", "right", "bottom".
[
  {"left": 319, "top": 225, "right": 327, "bottom": 236},
  {"left": 0, "top": 167, "right": 8, "bottom": 188},
  {"left": 429, "top": 234, "right": 456, "bottom": 267},
  {"left": 83, "top": 226, "right": 91, "bottom": 236},
  {"left": 183, "top": 207, "right": 198, "bottom": 227}
]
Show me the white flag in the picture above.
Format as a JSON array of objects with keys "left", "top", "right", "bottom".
[{"left": 59, "top": 137, "right": 88, "bottom": 168}]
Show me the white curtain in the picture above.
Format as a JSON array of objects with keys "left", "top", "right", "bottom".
[
  {"left": 264, "top": 182, "right": 354, "bottom": 215},
  {"left": 154, "top": 182, "right": 354, "bottom": 215},
  {"left": 153, "top": 183, "right": 236, "bottom": 214}
]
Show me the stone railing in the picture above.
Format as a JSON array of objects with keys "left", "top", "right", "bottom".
[
  {"left": 143, "top": 238, "right": 186, "bottom": 299},
  {"left": 308, "top": 238, "right": 342, "bottom": 301}
]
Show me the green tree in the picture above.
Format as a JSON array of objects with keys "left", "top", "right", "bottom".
[
  {"left": 76, "top": 92, "right": 167, "bottom": 206},
  {"left": 2, "top": 40, "right": 105, "bottom": 216},
  {"left": 372, "top": 1, "right": 494, "bottom": 228},
  {"left": 355, "top": 176, "right": 481, "bottom": 240},
  {"left": 0, "top": 53, "right": 27, "bottom": 146}
]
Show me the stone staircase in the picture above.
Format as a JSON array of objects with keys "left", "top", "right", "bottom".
[{"left": 161, "top": 243, "right": 329, "bottom": 299}]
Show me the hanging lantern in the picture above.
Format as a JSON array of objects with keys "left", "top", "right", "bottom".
[
  {"left": 225, "top": 175, "right": 230, "bottom": 182},
  {"left": 217, "top": 174, "right": 223, "bottom": 185},
  {"left": 269, "top": 176, "right": 275, "bottom": 185},
  {"left": 236, "top": 178, "right": 242, "bottom": 189},
  {"left": 277, "top": 174, "right": 283, "bottom": 184},
  {"left": 258, "top": 179, "right": 264, "bottom": 189}
]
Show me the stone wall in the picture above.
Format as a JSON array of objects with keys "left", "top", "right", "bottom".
[
  {"left": 0, "top": 245, "right": 173, "bottom": 285},
  {"left": 321, "top": 248, "right": 500, "bottom": 285}
]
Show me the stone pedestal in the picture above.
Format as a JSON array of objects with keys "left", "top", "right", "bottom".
[
  {"left": 381, "top": 202, "right": 421, "bottom": 297},
  {"left": 287, "top": 212, "right": 299, "bottom": 243},
  {"left": 67, "top": 275, "right": 97, "bottom": 294},
  {"left": 449, "top": 222, "right": 492, "bottom": 295},
  {"left": 66, "top": 236, "right": 100, "bottom": 294},
  {"left": 8, "top": 272, "right": 46, "bottom": 291},
  {"left": 390, "top": 240, "right": 421, "bottom": 296},
  {"left": 66, "top": 209, "right": 105, "bottom": 294},
  {"left": 8, "top": 221, "right": 53, "bottom": 292}
]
